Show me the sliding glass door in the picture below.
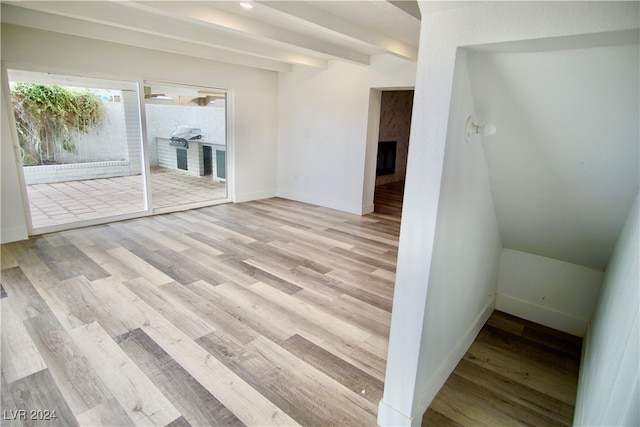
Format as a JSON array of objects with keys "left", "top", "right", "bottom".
[
  {"left": 143, "top": 82, "right": 228, "bottom": 211},
  {"left": 7, "top": 70, "right": 146, "bottom": 231},
  {"left": 7, "top": 71, "right": 230, "bottom": 234}
]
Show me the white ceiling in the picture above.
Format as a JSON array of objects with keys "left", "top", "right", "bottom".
[
  {"left": 468, "top": 40, "right": 639, "bottom": 271},
  {"left": 2, "top": 1, "right": 638, "bottom": 271},
  {"left": 0, "top": 0, "right": 428, "bottom": 72}
]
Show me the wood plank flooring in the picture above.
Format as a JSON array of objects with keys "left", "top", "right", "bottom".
[
  {"left": 374, "top": 181, "right": 405, "bottom": 217},
  {"left": 1, "top": 197, "right": 400, "bottom": 426},
  {"left": 1, "top": 190, "right": 582, "bottom": 427},
  {"left": 423, "top": 311, "right": 583, "bottom": 427}
]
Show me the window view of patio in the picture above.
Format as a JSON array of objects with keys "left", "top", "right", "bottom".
[
  {"left": 8, "top": 70, "right": 146, "bottom": 230},
  {"left": 8, "top": 72, "right": 230, "bottom": 232},
  {"left": 144, "top": 82, "right": 228, "bottom": 211}
]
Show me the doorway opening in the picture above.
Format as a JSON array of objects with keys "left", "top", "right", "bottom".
[{"left": 369, "top": 89, "right": 414, "bottom": 217}]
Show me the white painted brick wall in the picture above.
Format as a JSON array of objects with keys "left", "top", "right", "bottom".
[
  {"left": 23, "top": 161, "right": 133, "bottom": 185},
  {"left": 156, "top": 138, "right": 226, "bottom": 179}
]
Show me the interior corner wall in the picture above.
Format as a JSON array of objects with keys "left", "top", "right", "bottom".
[
  {"left": 379, "top": 2, "right": 640, "bottom": 426},
  {"left": 496, "top": 248, "right": 603, "bottom": 337},
  {"left": 362, "top": 89, "right": 383, "bottom": 215},
  {"left": 277, "top": 57, "right": 416, "bottom": 215},
  {"left": 574, "top": 191, "right": 639, "bottom": 426},
  {"left": 375, "top": 90, "right": 414, "bottom": 186},
  {"left": 0, "top": 24, "right": 278, "bottom": 229},
  {"left": 412, "top": 49, "right": 502, "bottom": 417},
  {"left": 378, "top": 46, "right": 503, "bottom": 427}
]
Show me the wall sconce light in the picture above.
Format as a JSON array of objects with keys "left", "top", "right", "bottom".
[{"left": 466, "top": 116, "right": 496, "bottom": 142}]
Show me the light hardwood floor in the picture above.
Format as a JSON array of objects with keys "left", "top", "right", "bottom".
[
  {"left": 423, "top": 311, "right": 582, "bottom": 426},
  {"left": 1, "top": 197, "right": 399, "bottom": 426},
  {"left": 1, "top": 186, "right": 581, "bottom": 426}
]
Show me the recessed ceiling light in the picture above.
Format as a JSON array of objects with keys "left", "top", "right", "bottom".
[{"left": 240, "top": 2, "right": 253, "bottom": 9}]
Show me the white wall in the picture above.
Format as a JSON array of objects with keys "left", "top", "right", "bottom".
[
  {"left": 1, "top": 24, "right": 278, "bottom": 241},
  {"left": 379, "top": 49, "right": 502, "bottom": 426},
  {"left": 574, "top": 192, "right": 639, "bottom": 426},
  {"left": 414, "top": 49, "right": 503, "bottom": 413},
  {"left": 23, "top": 161, "right": 133, "bottom": 185},
  {"left": 145, "top": 104, "right": 226, "bottom": 149},
  {"left": 1, "top": 67, "right": 29, "bottom": 243},
  {"left": 467, "top": 44, "right": 639, "bottom": 271},
  {"left": 379, "top": 2, "right": 640, "bottom": 426},
  {"left": 496, "top": 248, "right": 603, "bottom": 337},
  {"left": 277, "top": 56, "right": 416, "bottom": 215}
]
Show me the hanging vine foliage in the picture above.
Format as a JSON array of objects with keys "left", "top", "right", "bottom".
[{"left": 11, "top": 83, "right": 105, "bottom": 165}]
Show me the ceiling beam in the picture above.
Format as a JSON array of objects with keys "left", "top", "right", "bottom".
[
  {"left": 2, "top": 2, "right": 327, "bottom": 70},
  {"left": 389, "top": 1, "right": 421, "bottom": 20},
  {"left": 123, "top": 1, "right": 370, "bottom": 65},
  {"left": 257, "top": 1, "right": 418, "bottom": 61},
  {"left": 1, "top": 6, "right": 294, "bottom": 72}
]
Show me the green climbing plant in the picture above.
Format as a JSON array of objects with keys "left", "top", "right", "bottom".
[{"left": 10, "top": 83, "right": 105, "bottom": 165}]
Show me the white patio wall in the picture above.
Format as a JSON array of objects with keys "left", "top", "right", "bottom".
[
  {"left": 21, "top": 97, "right": 225, "bottom": 184},
  {"left": 60, "top": 101, "right": 128, "bottom": 163}
]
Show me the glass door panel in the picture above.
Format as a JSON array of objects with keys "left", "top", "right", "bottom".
[
  {"left": 143, "top": 82, "right": 227, "bottom": 210},
  {"left": 8, "top": 70, "right": 146, "bottom": 230}
]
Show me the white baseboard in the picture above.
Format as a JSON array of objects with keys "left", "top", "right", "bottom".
[
  {"left": 414, "top": 297, "right": 495, "bottom": 419},
  {"left": 496, "top": 293, "right": 588, "bottom": 337},
  {"left": 362, "top": 203, "right": 375, "bottom": 215},
  {"left": 378, "top": 298, "right": 495, "bottom": 426},
  {"left": 277, "top": 189, "right": 361, "bottom": 215},
  {"left": 377, "top": 399, "right": 414, "bottom": 427},
  {"left": 234, "top": 189, "right": 277, "bottom": 203},
  {"left": 573, "top": 323, "right": 591, "bottom": 426}
]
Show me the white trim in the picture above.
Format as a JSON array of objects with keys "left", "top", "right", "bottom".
[
  {"left": 377, "top": 399, "right": 414, "bottom": 427},
  {"left": 278, "top": 188, "right": 362, "bottom": 215},
  {"left": 136, "top": 78, "right": 152, "bottom": 213},
  {"left": 415, "top": 297, "right": 495, "bottom": 422},
  {"left": 28, "top": 196, "right": 233, "bottom": 236},
  {"left": 235, "top": 190, "right": 277, "bottom": 204},
  {"left": 362, "top": 88, "right": 382, "bottom": 214},
  {"left": 29, "top": 210, "right": 152, "bottom": 236},
  {"left": 378, "top": 297, "right": 495, "bottom": 427},
  {"left": 2, "top": 64, "right": 33, "bottom": 238},
  {"left": 225, "top": 88, "right": 236, "bottom": 204},
  {"left": 573, "top": 323, "right": 591, "bottom": 426},
  {"left": 496, "top": 293, "right": 588, "bottom": 337},
  {"left": 152, "top": 198, "right": 231, "bottom": 215}
]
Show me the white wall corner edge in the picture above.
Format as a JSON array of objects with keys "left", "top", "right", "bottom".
[
  {"left": 362, "top": 203, "right": 374, "bottom": 215},
  {"left": 377, "top": 399, "right": 415, "bottom": 427},
  {"left": 496, "top": 293, "right": 588, "bottom": 337},
  {"left": 414, "top": 297, "right": 496, "bottom": 422},
  {"left": 573, "top": 322, "right": 591, "bottom": 426},
  {"left": 0, "top": 225, "right": 29, "bottom": 244}
]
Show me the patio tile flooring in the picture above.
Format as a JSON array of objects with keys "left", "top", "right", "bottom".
[{"left": 26, "top": 168, "right": 227, "bottom": 229}]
